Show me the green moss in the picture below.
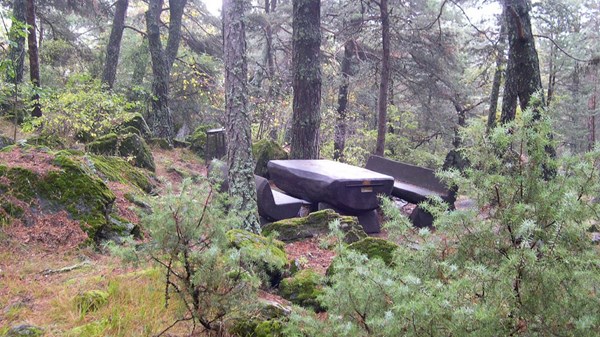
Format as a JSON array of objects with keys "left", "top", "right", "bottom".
[
  {"left": 115, "top": 112, "right": 151, "bottom": 135},
  {"left": 26, "top": 135, "right": 65, "bottom": 149},
  {"left": 4, "top": 324, "right": 44, "bottom": 337},
  {"left": 226, "top": 229, "right": 287, "bottom": 269},
  {"left": 67, "top": 319, "right": 108, "bottom": 337},
  {"left": 147, "top": 137, "right": 172, "bottom": 150},
  {"left": 229, "top": 300, "right": 289, "bottom": 337},
  {"left": 74, "top": 290, "right": 109, "bottom": 315},
  {"left": 187, "top": 124, "right": 218, "bottom": 156},
  {"left": 88, "top": 154, "right": 153, "bottom": 193},
  {"left": 86, "top": 133, "right": 155, "bottom": 172},
  {"left": 252, "top": 139, "right": 288, "bottom": 177},
  {"left": 347, "top": 237, "right": 399, "bottom": 266},
  {"left": 279, "top": 269, "right": 324, "bottom": 312},
  {"left": 0, "top": 166, "right": 40, "bottom": 202},
  {"left": 262, "top": 209, "right": 366, "bottom": 243}
]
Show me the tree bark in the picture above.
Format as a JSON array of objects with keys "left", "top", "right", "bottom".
[
  {"left": 487, "top": 12, "right": 507, "bottom": 130},
  {"left": 290, "top": 0, "right": 321, "bottom": 159},
  {"left": 333, "top": 39, "right": 355, "bottom": 161},
  {"left": 223, "top": 0, "right": 261, "bottom": 233},
  {"left": 146, "top": 0, "right": 174, "bottom": 142},
  {"left": 26, "top": 0, "right": 41, "bottom": 117},
  {"left": 101, "top": 0, "right": 129, "bottom": 89},
  {"left": 7, "top": 0, "right": 26, "bottom": 84},
  {"left": 500, "top": 0, "right": 545, "bottom": 123},
  {"left": 165, "top": 0, "right": 187, "bottom": 73},
  {"left": 375, "top": 0, "right": 390, "bottom": 156}
]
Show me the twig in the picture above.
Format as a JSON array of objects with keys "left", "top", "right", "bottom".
[{"left": 41, "top": 261, "right": 91, "bottom": 275}]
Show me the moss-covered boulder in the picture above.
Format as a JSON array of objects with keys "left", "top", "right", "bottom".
[
  {"left": 0, "top": 149, "right": 116, "bottom": 240},
  {"left": 115, "top": 113, "right": 151, "bottom": 136},
  {"left": 0, "top": 135, "right": 14, "bottom": 149},
  {"left": 347, "top": 237, "right": 399, "bottom": 266},
  {"left": 229, "top": 299, "right": 290, "bottom": 337},
  {"left": 88, "top": 154, "right": 154, "bottom": 193},
  {"left": 262, "top": 209, "right": 366, "bottom": 243},
  {"left": 226, "top": 229, "right": 288, "bottom": 286},
  {"left": 4, "top": 324, "right": 44, "bottom": 337},
  {"left": 86, "top": 133, "right": 155, "bottom": 172},
  {"left": 74, "top": 290, "right": 109, "bottom": 315},
  {"left": 187, "top": 124, "right": 217, "bottom": 157},
  {"left": 279, "top": 269, "right": 324, "bottom": 312},
  {"left": 252, "top": 139, "right": 288, "bottom": 178}
]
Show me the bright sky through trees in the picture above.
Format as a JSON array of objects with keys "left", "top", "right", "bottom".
[{"left": 203, "top": 0, "right": 221, "bottom": 16}]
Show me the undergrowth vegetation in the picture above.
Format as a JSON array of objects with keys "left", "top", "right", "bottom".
[{"left": 282, "top": 110, "right": 600, "bottom": 336}]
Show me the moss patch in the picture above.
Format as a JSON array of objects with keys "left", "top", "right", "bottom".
[
  {"left": 262, "top": 209, "right": 366, "bottom": 243},
  {"left": 226, "top": 229, "right": 288, "bottom": 286},
  {"left": 347, "top": 237, "right": 399, "bottom": 266},
  {"left": 74, "top": 290, "right": 109, "bottom": 315},
  {"left": 115, "top": 112, "right": 151, "bottom": 135},
  {"left": 252, "top": 139, "right": 288, "bottom": 177},
  {"left": 279, "top": 269, "right": 324, "bottom": 312},
  {"left": 88, "top": 154, "right": 153, "bottom": 193},
  {"left": 86, "top": 133, "right": 155, "bottom": 172}
]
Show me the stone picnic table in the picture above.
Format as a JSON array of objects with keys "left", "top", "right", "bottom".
[{"left": 267, "top": 159, "right": 394, "bottom": 216}]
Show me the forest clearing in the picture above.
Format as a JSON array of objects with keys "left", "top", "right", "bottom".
[{"left": 1, "top": 0, "right": 600, "bottom": 336}]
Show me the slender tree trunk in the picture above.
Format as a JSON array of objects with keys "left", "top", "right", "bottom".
[
  {"left": 7, "top": 0, "right": 26, "bottom": 84},
  {"left": 165, "top": 0, "right": 187, "bottom": 73},
  {"left": 290, "top": 0, "right": 321, "bottom": 159},
  {"left": 146, "top": 0, "right": 174, "bottom": 142},
  {"left": 102, "top": 0, "right": 129, "bottom": 89},
  {"left": 547, "top": 43, "right": 556, "bottom": 106},
  {"left": 375, "top": 0, "right": 390, "bottom": 156},
  {"left": 487, "top": 12, "right": 507, "bottom": 130},
  {"left": 223, "top": 0, "right": 260, "bottom": 233},
  {"left": 26, "top": 0, "right": 41, "bottom": 117},
  {"left": 333, "top": 39, "right": 355, "bottom": 161},
  {"left": 129, "top": 38, "right": 149, "bottom": 96},
  {"left": 500, "top": 0, "right": 545, "bottom": 123}
]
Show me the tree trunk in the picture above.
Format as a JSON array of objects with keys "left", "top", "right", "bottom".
[
  {"left": 290, "top": 0, "right": 321, "bottom": 159},
  {"left": 7, "top": 0, "right": 26, "bottom": 84},
  {"left": 487, "top": 12, "right": 507, "bottom": 131},
  {"left": 146, "top": 0, "right": 174, "bottom": 142},
  {"left": 26, "top": 0, "right": 41, "bottom": 117},
  {"left": 500, "top": 0, "right": 545, "bottom": 123},
  {"left": 165, "top": 0, "right": 187, "bottom": 73},
  {"left": 333, "top": 39, "right": 355, "bottom": 161},
  {"left": 223, "top": 0, "right": 261, "bottom": 234},
  {"left": 375, "top": 0, "right": 390, "bottom": 156},
  {"left": 129, "top": 38, "right": 149, "bottom": 99},
  {"left": 547, "top": 43, "right": 556, "bottom": 106},
  {"left": 101, "top": 0, "right": 129, "bottom": 89}
]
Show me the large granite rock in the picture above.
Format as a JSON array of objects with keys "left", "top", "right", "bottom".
[
  {"left": 252, "top": 139, "right": 288, "bottom": 178},
  {"left": 86, "top": 133, "right": 155, "bottom": 172},
  {"left": 262, "top": 209, "right": 366, "bottom": 243}
]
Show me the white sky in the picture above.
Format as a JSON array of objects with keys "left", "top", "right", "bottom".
[{"left": 203, "top": 0, "right": 222, "bottom": 16}]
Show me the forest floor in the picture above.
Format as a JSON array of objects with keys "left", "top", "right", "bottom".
[{"left": 0, "top": 129, "right": 439, "bottom": 336}]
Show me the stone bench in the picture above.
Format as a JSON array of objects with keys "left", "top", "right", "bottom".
[
  {"left": 208, "top": 159, "right": 310, "bottom": 223},
  {"left": 365, "top": 155, "right": 456, "bottom": 227}
]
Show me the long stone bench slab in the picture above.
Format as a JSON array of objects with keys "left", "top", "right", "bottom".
[{"left": 365, "top": 155, "right": 456, "bottom": 227}]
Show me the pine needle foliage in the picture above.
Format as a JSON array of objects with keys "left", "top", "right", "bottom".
[
  {"left": 117, "top": 178, "right": 264, "bottom": 335},
  {"left": 284, "top": 110, "right": 600, "bottom": 336}
]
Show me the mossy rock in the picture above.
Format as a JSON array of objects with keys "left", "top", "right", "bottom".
[
  {"left": 115, "top": 113, "right": 151, "bottom": 136},
  {"left": 4, "top": 324, "right": 44, "bottom": 337},
  {"left": 0, "top": 135, "right": 14, "bottom": 150},
  {"left": 74, "top": 290, "right": 109, "bottom": 315},
  {"left": 88, "top": 154, "right": 154, "bottom": 193},
  {"left": 252, "top": 139, "right": 288, "bottom": 178},
  {"left": 279, "top": 269, "right": 324, "bottom": 312},
  {"left": 25, "top": 135, "right": 65, "bottom": 149},
  {"left": 262, "top": 209, "right": 366, "bottom": 243},
  {"left": 347, "top": 237, "right": 399, "bottom": 266},
  {"left": 0, "top": 151, "right": 116, "bottom": 239},
  {"left": 187, "top": 124, "right": 217, "bottom": 156},
  {"left": 229, "top": 299, "right": 289, "bottom": 337},
  {"left": 147, "top": 137, "right": 172, "bottom": 150},
  {"left": 86, "top": 133, "right": 155, "bottom": 172},
  {"left": 226, "top": 229, "right": 288, "bottom": 286}
]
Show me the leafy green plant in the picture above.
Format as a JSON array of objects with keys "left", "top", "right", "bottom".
[
  {"left": 285, "top": 109, "right": 600, "bottom": 336},
  {"left": 24, "top": 76, "right": 141, "bottom": 143}
]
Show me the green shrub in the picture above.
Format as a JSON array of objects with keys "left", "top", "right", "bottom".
[{"left": 285, "top": 110, "right": 600, "bottom": 336}]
